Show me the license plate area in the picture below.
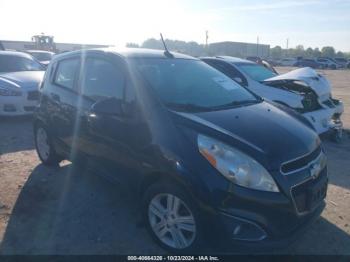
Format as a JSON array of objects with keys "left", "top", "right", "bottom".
[
  {"left": 306, "top": 177, "right": 328, "bottom": 210},
  {"left": 291, "top": 169, "right": 328, "bottom": 214}
]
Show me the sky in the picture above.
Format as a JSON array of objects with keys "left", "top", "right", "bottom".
[{"left": 0, "top": 0, "right": 349, "bottom": 52}]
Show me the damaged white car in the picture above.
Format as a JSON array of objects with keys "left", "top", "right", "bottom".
[{"left": 201, "top": 56, "right": 343, "bottom": 141}]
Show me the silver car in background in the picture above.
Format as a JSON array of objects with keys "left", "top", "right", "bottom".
[
  {"left": 0, "top": 51, "right": 45, "bottom": 116},
  {"left": 25, "top": 50, "right": 55, "bottom": 67}
]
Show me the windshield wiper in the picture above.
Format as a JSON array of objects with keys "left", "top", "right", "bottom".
[{"left": 165, "top": 103, "right": 214, "bottom": 112}]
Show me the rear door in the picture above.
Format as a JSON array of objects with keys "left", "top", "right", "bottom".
[{"left": 45, "top": 56, "right": 81, "bottom": 156}]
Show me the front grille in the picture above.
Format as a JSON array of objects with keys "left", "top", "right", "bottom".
[
  {"left": 291, "top": 169, "right": 327, "bottom": 214},
  {"left": 27, "top": 91, "right": 39, "bottom": 101},
  {"left": 281, "top": 146, "right": 322, "bottom": 174}
]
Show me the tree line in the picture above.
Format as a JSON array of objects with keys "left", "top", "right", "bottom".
[
  {"left": 126, "top": 38, "right": 350, "bottom": 59},
  {"left": 270, "top": 45, "right": 350, "bottom": 59}
]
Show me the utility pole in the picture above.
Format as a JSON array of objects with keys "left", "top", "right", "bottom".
[
  {"left": 205, "top": 30, "right": 209, "bottom": 47},
  {"left": 205, "top": 30, "right": 209, "bottom": 55}
]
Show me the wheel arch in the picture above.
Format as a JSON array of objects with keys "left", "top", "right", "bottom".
[{"left": 137, "top": 170, "right": 205, "bottom": 209}]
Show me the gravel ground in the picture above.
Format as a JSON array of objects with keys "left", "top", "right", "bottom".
[{"left": 0, "top": 67, "right": 349, "bottom": 255}]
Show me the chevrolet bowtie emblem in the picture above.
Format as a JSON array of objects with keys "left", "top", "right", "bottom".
[{"left": 310, "top": 162, "right": 322, "bottom": 179}]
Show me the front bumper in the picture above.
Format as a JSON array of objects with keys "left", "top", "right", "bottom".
[
  {"left": 207, "top": 168, "right": 327, "bottom": 250},
  {"left": 0, "top": 90, "right": 39, "bottom": 116},
  {"left": 218, "top": 201, "right": 325, "bottom": 251},
  {"left": 302, "top": 100, "right": 343, "bottom": 135}
]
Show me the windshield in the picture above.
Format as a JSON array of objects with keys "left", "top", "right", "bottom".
[
  {"left": 0, "top": 55, "right": 44, "bottom": 72},
  {"left": 236, "top": 63, "right": 277, "bottom": 82},
  {"left": 132, "top": 58, "right": 259, "bottom": 111},
  {"left": 30, "top": 52, "right": 53, "bottom": 61}
]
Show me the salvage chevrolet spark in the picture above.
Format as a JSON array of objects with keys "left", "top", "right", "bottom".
[{"left": 34, "top": 48, "right": 328, "bottom": 252}]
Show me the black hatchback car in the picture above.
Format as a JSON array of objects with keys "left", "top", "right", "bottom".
[{"left": 33, "top": 48, "right": 328, "bottom": 252}]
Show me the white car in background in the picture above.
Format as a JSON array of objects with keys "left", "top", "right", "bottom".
[
  {"left": 279, "top": 58, "right": 298, "bottom": 66},
  {"left": 0, "top": 51, "right": 45, "bottom": 116},
  {"left": 201, "top": 56, "right": 344, "bottom": 141}
]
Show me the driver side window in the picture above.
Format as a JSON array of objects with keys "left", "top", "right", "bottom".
[{"left": 80, "top": 58, "right": 125, "bottom": 101}]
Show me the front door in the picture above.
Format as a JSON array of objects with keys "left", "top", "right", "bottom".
[{"left": 78, "top": 54, "right": 150, "bottom": 183}]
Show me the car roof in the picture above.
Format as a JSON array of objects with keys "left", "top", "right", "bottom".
[
  {"left": 0, "top": 50, "right": 35, "bottom": 59},
  {"left": 200, "top": 56, "right": 255, "bottom": 64},
  {"left": 53, "top": 47, "right": 197, "bottom": 61}
]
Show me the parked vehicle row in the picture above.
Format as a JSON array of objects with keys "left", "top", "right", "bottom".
[
  {"left": 32, "top": 48, "right": 329, "bottom": 252},
  {"left": 276, "top": 57, "right": 349, "bottom": 69}
]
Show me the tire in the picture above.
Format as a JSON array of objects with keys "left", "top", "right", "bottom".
[
  {"left": 34, "top": 123, "right": 62, "bottom": 166},
  {"left": 143, "top": 181, "right": 205, "bottom": 253}
]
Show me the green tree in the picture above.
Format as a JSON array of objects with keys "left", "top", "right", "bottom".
[
  {"left": 305, "top": 47, "right": 314, "bottom": 58},
  {"left": 336, "top": 51, "right": 344, "bottom": 58},
  {"left": 321, "top": 46, "right": 336, "bottom": 57},
  {"left": 313, "top": 48, "right": 322, "bottom": 57},
  {"left": 270, "top": 46, "right": 282, "bottom": 59},
  {"left": 295, "top": 45, "right": 305, "bottom": 57}
]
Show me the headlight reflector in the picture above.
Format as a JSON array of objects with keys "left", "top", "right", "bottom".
[{"left": 198, "top": 134, "right": 279, "bottom": 192}]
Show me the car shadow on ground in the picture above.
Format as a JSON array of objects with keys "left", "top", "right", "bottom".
[
  {"left": 0, "top": 116, "right": 35, "bottom": 155},
  {"left": 0, "top": 162, "right": 163, "bottom": 255},
  {"left": 0, "top": 161, "right": 349, "bottom": 255},
  {"left": 322, "top": 129, "right": 350, "bottom": 190}
]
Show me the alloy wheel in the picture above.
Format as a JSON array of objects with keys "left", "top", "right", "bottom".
[{"left": 148, "top": 193, "right": 196, "bottom": 249}]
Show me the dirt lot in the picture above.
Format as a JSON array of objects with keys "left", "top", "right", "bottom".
[{"left": 0, "top": 67, "right": 349, "bottom": 254}]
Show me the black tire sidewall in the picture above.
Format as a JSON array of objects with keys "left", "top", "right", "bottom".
[
  {"left": 142, "top": 181, "right": 205, "bottom": 253},
  {"left": 34, "top": 124, "right": 60, "bottom": 166}
]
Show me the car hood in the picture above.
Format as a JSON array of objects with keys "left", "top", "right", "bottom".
[
  {"left": 263, "top": 67, "right": 331, "bottom": 101},
  {"left": 0, "top": 71, "right": 45, "bottom": 90},
  {"left": 172, "top": 101, "right": 319, "bottom": 171}
]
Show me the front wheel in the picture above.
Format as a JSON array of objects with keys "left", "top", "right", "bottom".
[
  {"left": 34, "top": 124, "right": 62, "bottom": 166},
  {"left": 143, "top": 182, "right": 204, "bottom": 252}
]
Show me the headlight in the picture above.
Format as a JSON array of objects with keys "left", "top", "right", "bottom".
[
  {"left": 0, "top": 87, "right": 22, "bottom": 96},
  {"left": 198, "top": 134, "right": 279, "bottom": 192}
]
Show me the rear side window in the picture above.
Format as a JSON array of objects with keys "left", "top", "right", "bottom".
[
  {"left": 54, "top": 58, "right": 79, "bottom": 89},
  {"left": 80, "top": 58, "right": 125, "bottom": 101}
]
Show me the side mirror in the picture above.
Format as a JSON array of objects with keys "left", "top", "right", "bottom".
[{"left": 90, "top": 97, "right": 123, "bottom": 116}]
